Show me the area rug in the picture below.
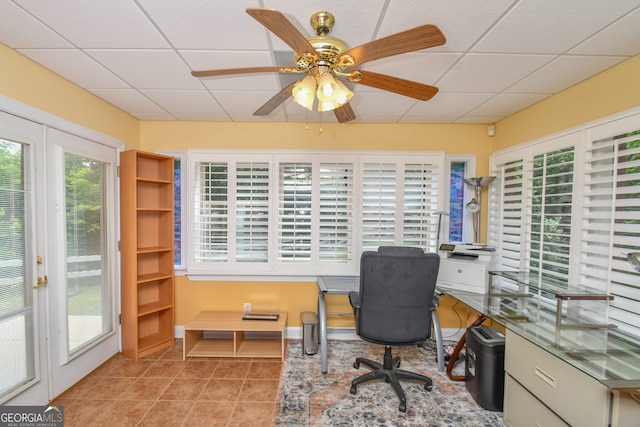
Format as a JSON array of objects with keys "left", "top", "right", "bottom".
[{"left": 273, "top": 340, "right": 503, "bottom": 427}]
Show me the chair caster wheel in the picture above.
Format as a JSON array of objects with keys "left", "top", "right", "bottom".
[
  {"left": 399, "top": 402, "right": 406, "bottom": 412},
  {"left": 350, "top": 385, "right": 357, "bottom": 395},
  {"left": 353, "top": 362, "right": 360, "bottom": 369},
  {"left": 425, "top": 384, "right": 433, "bottom": 392}
]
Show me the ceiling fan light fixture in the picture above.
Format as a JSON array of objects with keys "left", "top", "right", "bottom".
[
  {"left": 292, "top": 74, "right": 316, "bottom": 110},
  {"left": 316, "top": 71, "right": 340, "bottom": 102},
  {"left": 334, "top": 79, "right": 353, "bottom": 105}
]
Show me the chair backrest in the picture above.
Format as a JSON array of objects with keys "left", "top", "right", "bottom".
[{"left": 356, "top": 246, "right": 440, "bottom": 346}]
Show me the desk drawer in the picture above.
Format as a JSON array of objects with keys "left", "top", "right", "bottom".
[
  {"left": 504, "top": 374, "right": 569, "bottom": 427},
  {"left": 505, "top": 330, "right": 609, "bottom": 427}
]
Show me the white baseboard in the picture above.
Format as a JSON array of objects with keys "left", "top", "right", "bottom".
[{"left": 174, "top": 325, "right": 464, "bottom": 343}]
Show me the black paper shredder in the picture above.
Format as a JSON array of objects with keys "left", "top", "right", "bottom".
[{"left": 465, "top": 325, "right": 505, "bottom": 411}]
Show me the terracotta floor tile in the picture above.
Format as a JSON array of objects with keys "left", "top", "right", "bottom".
[
  {"left": 137, "top": 400, "right": 194, "bottom": 427},
  {"left": 87, "top": 377, "right": 137, "bottom": 400},
  {"left": 247, "top": 361, "right": 283, "bottom": 379},
  {"left": 159, "top": 378, "right": 208, "bottom": 400},
  {"left": 105, "top": 359, "right": 154, "bottom": 377},
  {"left": 183, "top": 401, "right": 234, "bottom": 427},
  {"left": 143, "top": 359, "right": 185, "bottom": 378},
  {"left": 227, "top": 401, "right": 275, "bottom": 427},
  {"left": 238, "top": 379, "right": 279, "bottom": 402},
  {"left": 91, "top": 399, "right": 154, "bottom": 426},
  {"left": 176, "top": 360, "right": 218, "bottom": 379},
  {"left": 211, "top": 360, "right": 251, "bottom": 379},
  {"left": 199, "top": 378, "right": 243, "bottom": 401},
  {"left": 121, "top": 377, "right": 172, "bottom": 400}
]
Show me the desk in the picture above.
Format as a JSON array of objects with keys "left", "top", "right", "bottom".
[
  {"left": 317, "top": 276, "right": 444, "bottom": 374},
  {"left": 442, "top": 272, "right": 640, "bottom": 426}
]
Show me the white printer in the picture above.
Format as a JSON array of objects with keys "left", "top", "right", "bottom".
[{"left": 436, "top": 243, "right": 497, "bottom": 294}]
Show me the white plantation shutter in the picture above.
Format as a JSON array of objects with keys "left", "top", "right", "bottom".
[
  {"left": 193, "top": 161, "right": 228, "bottom": 263},
  {"left": 187, "top": 151, "right": 445, "bottom": 275},
  {"left": 527, "top": 147, "right": 574, "bottom": 282},
  {"left": 489, "top": 158, "right": 524, "bottom": 271},
  {"left": 278, "top": 162, "right": 312, "bottom": 263},
  {"left": 403, "top": 163, "right": 440, "bottom": 252},
  {"left": 319, "top": 163, "right": 354, "bottom": 264},
  {"left": 581, "top": 125, "right": 640, "bottom": 335},
  {"left": 361, "top": 162, "right": 397, "bottom": 251},
  {"left": 360, "top": 155, "right": 443, "bottom": 252},
  {"left": 236, "top": 162, "right": 269, "bottom": 263}
]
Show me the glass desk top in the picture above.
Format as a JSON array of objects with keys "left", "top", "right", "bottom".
[{"left": 441, "top": 280, "right": 640, "bottom": 389}]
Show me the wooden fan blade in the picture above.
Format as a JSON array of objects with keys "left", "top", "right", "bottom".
[
  {"left": 333, "top": 103, "right": 356, "bottom": 123},
  {"left": 247, "top": 8, "right": 318, "bottom": 58},
  {"left": 191, "top": 66, "right": 284, "bottom": 78},
  {"left": 254, "top": 81, "right": 297, "bottom": 116},
  {"left": 340, "top": 24, "right": 445, "bottom": 66},
  {"left": 354, "top": 71, "right": 439, "bottom": 101}
]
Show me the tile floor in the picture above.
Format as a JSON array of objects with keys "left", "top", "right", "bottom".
[{"left": 50, "top": 339, "right": 283, "bottom": 427}]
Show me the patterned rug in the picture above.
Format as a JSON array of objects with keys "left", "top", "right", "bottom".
[{"left": 273, "top": 340, "right": 504, "bottom": 427}]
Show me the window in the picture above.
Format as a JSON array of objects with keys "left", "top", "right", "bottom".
[
  {"left": 489, "top": 109, "right": 640, "bottom": 336},
  {"left": 185, "top": 150, "right": 445, "bottom": 277}
]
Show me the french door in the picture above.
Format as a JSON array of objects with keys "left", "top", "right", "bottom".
[{"left": 0, "top": 109, "right": 120, "bottom": 404}]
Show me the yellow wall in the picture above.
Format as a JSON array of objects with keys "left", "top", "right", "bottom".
[
  {"left": 493, "top": 55, "right": 640, "bottom": 151},
  {"left": 0, "top": 44, "right": 140, "bottom": 148},
  {"left": 140, "top": 121, "right": 492, "bottom": 326}
]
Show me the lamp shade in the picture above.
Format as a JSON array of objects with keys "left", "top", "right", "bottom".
[
  {"left": 316, "top": 72, "right": 340, "bottom": 102},
  {"left": 292, "top": 75, "right": 316, "bottom": 110},
  {"left": 335, "top": 79, "right": 353, "bottom": 105}
]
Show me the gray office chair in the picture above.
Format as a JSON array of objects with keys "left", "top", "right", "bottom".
[{"left": 349, "top": 246, "right": 440, "bottom": 412}]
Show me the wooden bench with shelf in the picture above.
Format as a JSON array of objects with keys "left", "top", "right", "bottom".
[{"left": 183, "top": 311, "right": 287, "bottom": 361}]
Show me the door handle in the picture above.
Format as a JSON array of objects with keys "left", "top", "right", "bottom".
[{"left": 33, "top": 276, "right": 48, "bottom": 289}]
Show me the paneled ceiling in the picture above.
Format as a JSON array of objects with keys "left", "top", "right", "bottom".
[{"left": 1, "top": 0, "right": 639, "bottom": 124}]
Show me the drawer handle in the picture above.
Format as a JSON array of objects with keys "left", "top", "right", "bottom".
[{"left": 534, "top": 366, "right": 556, "bottom": 388}]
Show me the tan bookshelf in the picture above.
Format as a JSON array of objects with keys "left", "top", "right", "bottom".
[
  {"left": 120, "top": 150, "right": 175, "bottom": 360},
  {"left": 183, "top": 311, "right": 287, "bottom": 361}
]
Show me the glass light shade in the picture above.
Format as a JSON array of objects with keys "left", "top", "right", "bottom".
[
  {"left": 292, "top": 75, "right": 316, "bottom": 110},
  {"left": 334, "top": 79, "right": 353, "bottom": 106},
  {"left": 316, "top": 72, "right": 340, "bottom": 102},
  {"left": 318, "top": 99, "right": 339, "bottom": 112}
]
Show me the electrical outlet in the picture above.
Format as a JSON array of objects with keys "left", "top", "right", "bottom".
[{"left": 243, "top": 302, "right": 252, "bottom": 313}]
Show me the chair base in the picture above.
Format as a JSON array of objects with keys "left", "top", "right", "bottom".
[{"left": 349, "top": 346, "right": 433, "bottom": 412}]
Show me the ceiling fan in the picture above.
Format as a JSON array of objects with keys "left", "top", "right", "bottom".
[{"left": 191, "top": 8, "right": 446, "bottom": 123}]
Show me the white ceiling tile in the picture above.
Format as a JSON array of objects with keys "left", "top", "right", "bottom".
[
  {"left": 380, "top": 0, "right": 515, "bottom": 52},
  {"left": 0, "top": 2, "right": 71, "bottom": 48},
  {"left": 473, "top": 0, "right": 640, "bottom": 54},
  {"left": 398, "top": 116, "right": 458, "bottom": 124},
  {"left": 86, "top": 50, "right": 201, "bottom": 90},
  {"left": 437, "top": 53, "right": 555, "bottom": 92},
  {"left": 14, "top": 0, "right": 169, "bottom": 48},
  {"left": 569, "top": 7, "right": 640, "bottom": 56},
  {"left": 349, "top": 91, "right": 416, "bottom": 117},
  {"left": 453, "top": 116, "right": 504, "bottom": 124},
  {"left": 17, "top": 49, "right": 129, "bottom": 89},
  {"left": 212, "top": 90, "right": 289, "bottom": 115},
  {"left": 467, "top": 93, "right": 550, "bottom": 117},
  {"left": 172, "top": 114, "right": 232, "bottom": 122},
  {"left": 138, "top": 0, "right": 269, "bottom": 50},
  {"left": 132, "top": 112, "right": 177, "bottom": 121},
  {"left": 140, "top": 90, "right": 225, "bottom": 115},
  {"left": 88, "top": 89, "right": 167, "bottom": 114},
  {"left": 405, "top": 93, "right": 495, "bottom": 117},
  {"left": 507, "top": 55, "right": 627, "bottom": 93}
]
